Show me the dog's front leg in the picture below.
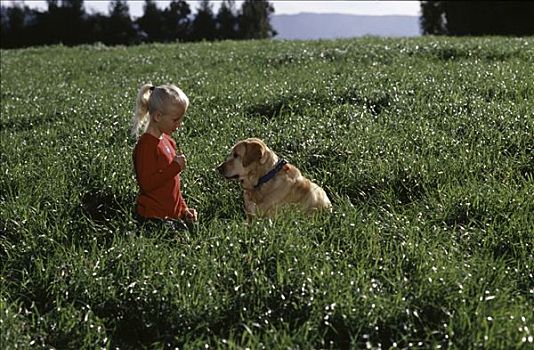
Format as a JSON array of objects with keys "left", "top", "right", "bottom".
[{"left": 243, "top": 191, "right": 257, "bottom": 223}]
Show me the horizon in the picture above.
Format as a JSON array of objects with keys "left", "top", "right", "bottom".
[{"left": 1, "top": 1, "right": 421, "bottom": 18}]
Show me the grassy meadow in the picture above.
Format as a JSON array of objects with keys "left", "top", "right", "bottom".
[{"left": 1, "top": 37, "right": 533, "bottom": 349}]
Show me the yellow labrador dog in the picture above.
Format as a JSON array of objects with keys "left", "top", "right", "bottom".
[{"left": 217, "top": 138, "right": 331, "bottom": 221}]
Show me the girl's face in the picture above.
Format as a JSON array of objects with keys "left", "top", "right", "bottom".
[{"left": 157, "top": 105, "right": 185, "bottom": 134}]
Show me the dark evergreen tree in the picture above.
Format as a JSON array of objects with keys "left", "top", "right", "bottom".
[
  {"left": 0, "top": 6, "right": 8, "bottom": 45},
  {"left": 86, "top": 12, "right": 107, "bottom": 44},
  {"left": 4, "top": 3, "right": 25, "bottom": 35},
  {"left": 420, "top": 1, "right": 534, "bottom": 36},
  {"left": 59, "top": 0, "right": 88, "bottom": 45},
  {"left": 216, "top": 0, "right": 238, "bottom": 40},
  {"left": 47, "top": 0, "right": 59, "bottom": 8},
  {"left": 238, "top": 0, "right": 276, "bottom": 39},
  {"left": 163, "top": 0, "right": 191, "bottom": 42},
  {"left": 104, "top": 0, "right": 136, "bottom": 45},
  {"left": 26, "top": 0, "right": 88, "bottom": 46},
  {"left": 1, "top": 3, "right": 27, "bottom": 48},
  {"left": 1, "top": 0, "right": 280, "bottom": 48},
  {"left": 190, "top": 0, "right": 216, "bottom": 41},
  {"left": 420, "top": 1, "right": 446, "bottom": 35},
  {"left": 38, "top": 0, "right": 64, "bottom": 45},
  {"left": 191, "top": 0, "right": 216, "bottom": 41},
  {"left": 136, "top": 0, "right": 166, "bottom": 42}
]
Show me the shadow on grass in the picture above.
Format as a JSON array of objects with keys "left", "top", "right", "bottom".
[
  {"left": 80, "top": 189, "right": 131, "bottom": 225},
  {"left": 408, "top": 46, "right": 516, "bottom": 62},
  {"left": 320, "top": 303, "right": 448, "bottom": 349},
  {"left": 244, "top": 90, "right": 391, "bottom": 120},
  {"left": 105, "top": 283, "right": 311, "bottom": 349},
  {"left": 0, "top": 111, "right": 67, "bottom": 132},
  {"left": 339, "top": 169, "right": 432, "bottom": 207}
]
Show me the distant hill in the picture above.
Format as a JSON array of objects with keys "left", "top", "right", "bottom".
[{"left": 271, "top": 13, "right": 420, "bottom": 40}]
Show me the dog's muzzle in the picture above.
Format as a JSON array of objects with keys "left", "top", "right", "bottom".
[{"left": 217, "top": 164, "right": 239, "bottom": 180}]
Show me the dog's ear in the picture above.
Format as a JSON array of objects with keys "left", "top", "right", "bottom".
[{"left": 242, "top": 141, "right": 264, "bottom": 167}]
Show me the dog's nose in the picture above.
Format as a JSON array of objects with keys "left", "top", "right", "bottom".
[{"left": 216, "top": 164, "right": 224, "bottom": 173}]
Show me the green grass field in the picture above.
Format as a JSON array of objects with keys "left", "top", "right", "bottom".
[{"left": 1, "top": 37, "right": 533, "bottom": 349}]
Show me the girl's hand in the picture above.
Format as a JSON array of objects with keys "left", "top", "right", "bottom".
[
  {"left": 185, "top": 208, "right": 198, "bottom": 222},
  {"left": 174, "top": 153, "right": 186, "bottom": 170}
]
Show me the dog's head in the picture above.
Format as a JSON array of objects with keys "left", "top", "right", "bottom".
[{"left": 217, "top": 138, "right": 272, "bottom": 181}]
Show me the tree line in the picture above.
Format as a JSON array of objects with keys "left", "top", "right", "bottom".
[
  {"left": 420, "top": 1, "right": 534, "bottom": 36},
  {"left": 0, "top": 0, "right": 276, "bottom": 49},
  {"left": 2, "top": 1, "right": 533, "bottom": 49}
]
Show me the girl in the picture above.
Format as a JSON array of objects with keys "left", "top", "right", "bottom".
[{"left": 131, "top": 83, "right": 197, "bottom": 228}]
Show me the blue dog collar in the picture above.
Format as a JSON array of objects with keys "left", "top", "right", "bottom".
[{"left": 254, "top": 159, "right": 287, "bottom": 189}]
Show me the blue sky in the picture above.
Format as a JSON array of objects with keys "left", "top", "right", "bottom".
[{"left": 3, "top": 1, "right": 421, "bottom": 17}]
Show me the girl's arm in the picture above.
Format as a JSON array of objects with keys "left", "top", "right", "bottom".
[{"left": 135, "top": 145, "right": 182, "bottom": 193}]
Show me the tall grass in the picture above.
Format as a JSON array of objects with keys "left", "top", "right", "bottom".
[{"left": 1, "top": 37, "right": 533, "bottom": 349}]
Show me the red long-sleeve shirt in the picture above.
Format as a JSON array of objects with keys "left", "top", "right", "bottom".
[{"left": 133, "top": 133, "right": 187, "bottom": 219}]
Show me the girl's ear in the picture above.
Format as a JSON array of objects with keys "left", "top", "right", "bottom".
[{"left": 152, "top": 111, "right": 162, "bottom": 122}]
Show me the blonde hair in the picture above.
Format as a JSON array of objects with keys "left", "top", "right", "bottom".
[{"left": 130, "top": 83, "right": 190, "bottom": 138}]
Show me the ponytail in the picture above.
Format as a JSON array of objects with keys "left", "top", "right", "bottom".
[{"left": 131, "top": 84, "right": 154, "bottom": 138}]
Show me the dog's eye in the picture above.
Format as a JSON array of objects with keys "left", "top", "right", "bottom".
[{"left": 233, "top": 153, "right": 238, "bottom": 158}]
